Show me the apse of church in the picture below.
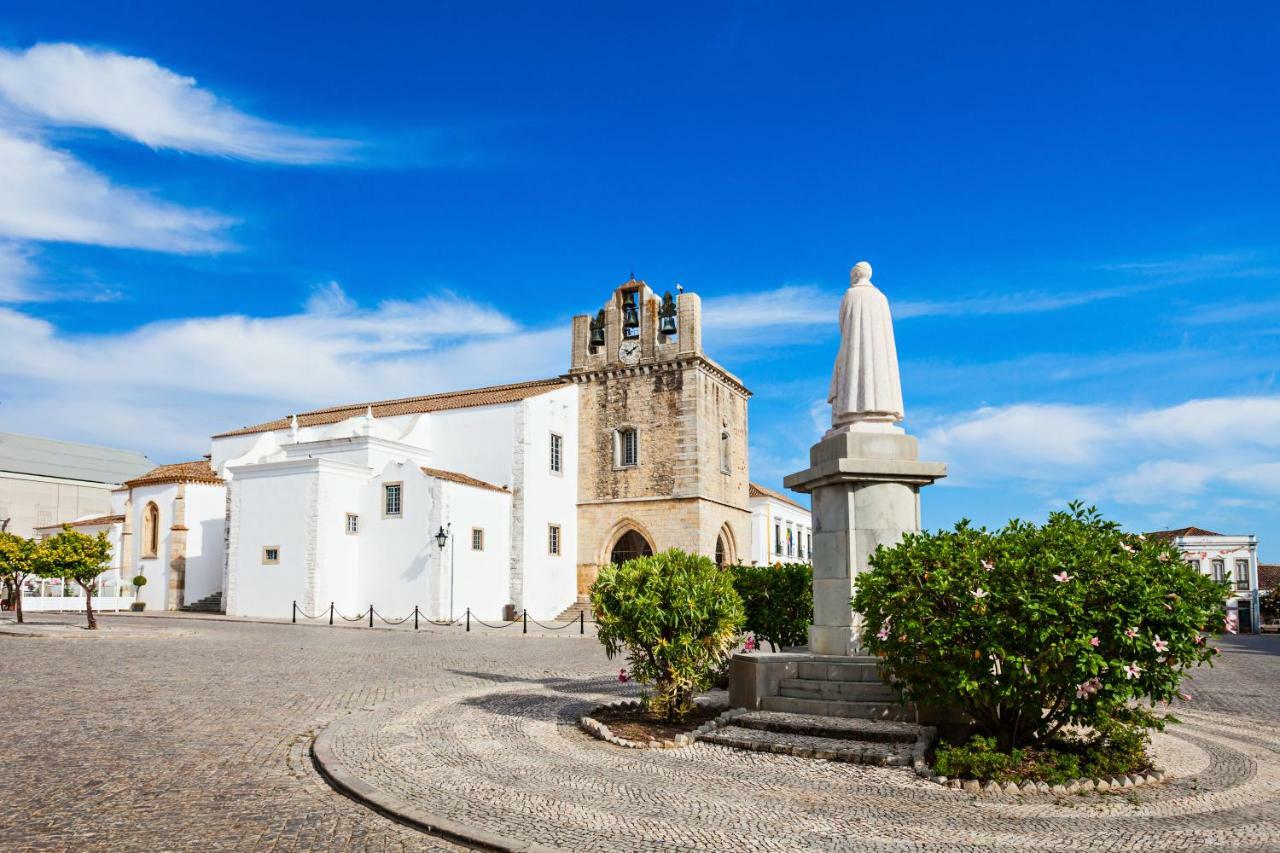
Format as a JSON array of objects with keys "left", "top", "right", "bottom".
[{"left": 567, "top": 278, "right": 751, "bottom": 595}]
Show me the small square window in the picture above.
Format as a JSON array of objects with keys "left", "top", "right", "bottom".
[
  {"left": 471, "top": 527, "right": 485, "bottom": 551},
  {"left": 550, "top": 432, "right": 563, "bottom": 474},
  {"left": 383, "top": 483, "right": 403, "bottom": 518},
  {"left": 346, "top": 513, "right": 359, "bottom": 535},
  {"left": 548, "top": 523, "right": 561, "bottom": 556},
  {"left": 262, "top": 546, "right": 280, "bottom": 565}
]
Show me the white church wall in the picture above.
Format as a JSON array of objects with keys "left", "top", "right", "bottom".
[
  {"left": 516, "top": 386, "right": 579, "bottom": 618},
  {"left": 429, "top": 405, "right": 518, "bottom": 488},
  {"left": 313, "top": 467, "right": 365, "bottom": 615},
  {"left": 181, "top": 482, "right": 228, "bottom": 605},
  {"left": 440, "top": 480, "right": 512, "bottom": 620},
  {"left": 226, "top": 462, "right": 320, "bottom": 619},
  {"left": 130, "top": 482, "right": 176, "bottom": 610},
  {"left": 357, "top": 462, "right": 441, "bottom": 619}
]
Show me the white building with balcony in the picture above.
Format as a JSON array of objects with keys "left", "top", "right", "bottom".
[
  {"left": 748, "top": 482, "right": 812, "bottom": 565},
  {"left": 1148, "top": 526, "right": 1261, "bottom": 634}
]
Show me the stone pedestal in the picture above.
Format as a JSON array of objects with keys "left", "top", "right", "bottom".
[{"left": 784, "top": 429, "right": 945, "bottom": 655}]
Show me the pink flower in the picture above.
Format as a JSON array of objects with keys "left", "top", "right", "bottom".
[
  {"left": 981, "top": 559, "right": 995, "bottom": 571},
  {"left": 1075, "top": 678, "right": 1102, "bottom": 699},
  {"left": 1120, "top": 543, "right": 1136, "bottom": 554},
  {"left": 1053, "top": 571, "right": 1072, "bottom": 583},
  {"left": 876, "top": 625, "right": 890, "bottom": 641},
  {"left": 1152, "top": 636, "right": 1169, "bottom": 653},
  {"left": 743, "top": 635, "right": 757, "bottom": 652},
  {"left": 1089, "top": 636, "right": 1101, "bottom": 648},
  {"left": 1158, "top": 553, "right": 1170, "bottom": 563},
  {"left": 618, "top": 669, "right": 630, "bottom": 683},
  {"left": 1178, "top": 691, "right": 1192, "bottom": 701},
  {"left": 1123, "top": 662, "right": 1142, "bottom": 680},
  {"left": 1124, "top": 627, "right": 1138, "bottom": 639},
  {"left": 1225, "top": 614, "right": 1239, "bottom": 635},
  {"left": 972, "top": 588, "right": 988, "bottom": 600}
]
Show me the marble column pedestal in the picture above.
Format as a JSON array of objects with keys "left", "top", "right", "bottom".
[{"left": 784, "top": 428, "right": 946, "bottom": 656}]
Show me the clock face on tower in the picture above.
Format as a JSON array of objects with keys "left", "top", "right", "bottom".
[{"left": 618, "top": 339, "right": 642, "bottom": 365}]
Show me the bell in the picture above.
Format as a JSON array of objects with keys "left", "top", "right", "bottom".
[
  {"left": 658, "top": 291, "right": 678, "bottom": 335},
  {"left": 622, "top": 302, "right": 640, "bottom": 328},
  {"left": 589, "top": 310, "right": 605, "bottom": 347}
]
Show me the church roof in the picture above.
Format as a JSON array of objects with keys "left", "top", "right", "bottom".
[
  {"left": 34, "top": 514, "right": 125, "bottom": 532},
  {"left": 420, "top": 466, "right": 509, "bottom": 494},
  {"left": 213, "top": 378, "right": 567, "bottom": 438},
  {"left": 1146, "top": 526, "right": 1223, "bottom": 541},
  {"left": 125, "top": 460, "right": 224, "bottom": 488},
  {"left": 749, "top": 481, "right": 807, "bottom": 512},
  {"left": 0, "top": 432, "right": 152, "bottom": 485}
]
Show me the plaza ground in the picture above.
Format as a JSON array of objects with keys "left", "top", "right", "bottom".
[{"left": 1, "top": 613, "right": 1277, "bottom": 851}]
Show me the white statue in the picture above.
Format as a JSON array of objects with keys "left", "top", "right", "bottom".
[{"left": 827, "top": 261, "right": 904, "bottom": 435}]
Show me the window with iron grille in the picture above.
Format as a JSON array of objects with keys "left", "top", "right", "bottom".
[
  {"left": 548, "top": 523, "right": 561, "bottom": 555},
  {"left": 472, "top": 527, "right": 485, "bottom": 551},
  {"left": 616, "top": 428, "right": 638, "bottom": 468},
  {"left": 550, "top": 432, "right": 563, "bottom": 474},
  {"left": 383, "top": 483, "right": 402, "bottom": 517},
  {"left": 345, "top": 513, "right": 359, "bottom": 535}
]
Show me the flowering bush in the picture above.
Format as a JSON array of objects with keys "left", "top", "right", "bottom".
[
  {"left": 853, "top": 503, "right": 1228, "bottom": 751},
  {"left": 592, "top": 549, "right": 744, "bottom": 721},
  {"left": 731, "top": 562, "right": 812, "bottom": 651}
]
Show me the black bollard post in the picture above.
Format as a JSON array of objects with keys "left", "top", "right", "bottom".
[
  {"left": 292, "top": 601, "right": 297, "bottom": 624},
  {"left": 523, "top": 609, "right": 528, "bottom": 634},
  {"left": 466, "top": 607, "right": 471, "bottom": 632},
  {"left": 414, "top": 605, "right": 419, "bottom": 631},
  {"left": 368, "top": 605, "right": 373, "bottom": 627},
  {"left": 329, "top": 602, "right": 334, "bottom": 625},
  {"left": 579, "top": 610, "right": 584, "bottom": 635}
]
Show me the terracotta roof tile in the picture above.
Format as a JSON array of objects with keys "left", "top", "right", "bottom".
[
  {"left": 213, "top": 378, "right": 567, "bottom": 438},
  {"left": 125, "top": 460, "right": 224, "bottom": 488},
  {"left": 420, "top": 467, "right": 509, "bottom": 494},
  {"left": 749, "top": 482, "right": 808, "bottom": 512},
  {"left": 1259, "top": 564, "right": 1280, "bottom": 591},
  {"left": 1146, "top": 526, "right": 1223, "bottom": 541},
  {"left": 34, "top": 514, "right": 125, "bottom": 531}
]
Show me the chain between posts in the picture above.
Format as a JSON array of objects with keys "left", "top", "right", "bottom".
[{"left": 287, "top": 603, "right": 592, "bottom": 633}]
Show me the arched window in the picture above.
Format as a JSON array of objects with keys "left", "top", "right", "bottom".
[{"left": 142, "top": 502, "right": 160, "bottom": 558}]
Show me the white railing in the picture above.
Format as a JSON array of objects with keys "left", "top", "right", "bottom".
[{"left": 20, "top": 595, "right": 134, "bottom": 613}]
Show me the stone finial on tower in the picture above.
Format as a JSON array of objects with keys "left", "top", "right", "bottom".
[{"left": 827, "top": 260, "right": 904, "bottom": 435}]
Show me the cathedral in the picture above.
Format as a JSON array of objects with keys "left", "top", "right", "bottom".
[{"left": 71, "top": 279, "right": 806, "bottom": 620}]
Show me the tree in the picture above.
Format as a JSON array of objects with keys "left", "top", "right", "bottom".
[
  {"left": 591, "top": 549, "right": 745, "bottom": 721},
  {"left": 731, "top": 562, "right": 812, "bottom": 651},
  {"left": 0, "top": 532, "right": 37, "bottom": 624},
  {"left": 853, "top": 503, "right": 1228, "bottom": 751},
  {"left": 35, "top": 527, "right": 113, "bottom": 630},
  {"left": 1261, "top": 588, "right": 1280, "bottom": 625}
]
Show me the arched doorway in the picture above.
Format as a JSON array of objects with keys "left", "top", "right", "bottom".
[
  {"left": 715, "top": 535, "right": 727, "bottom": 566},
  {"left": 714, "top": 523, "right": 737, "bottom": 567},
  {"left": 610, "top": 529, "right": 653, "bottom": 566}
]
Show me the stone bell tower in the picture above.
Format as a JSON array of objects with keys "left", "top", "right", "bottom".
[{"left": 566, "top": 278, "right": 750, "bottom": 595}]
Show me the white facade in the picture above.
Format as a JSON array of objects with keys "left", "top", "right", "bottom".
[
  {"left": 1153, "top": 529, "right": 1261, "bottom": 634},
  {"left": 748, "top": 483, "right": 812, "bottom": 565}
]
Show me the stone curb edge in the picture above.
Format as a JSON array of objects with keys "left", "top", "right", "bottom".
[
  {"left": 919, "top": 762, "right": 1169, "bottom": 796},
  {"left": 697, "top": 715, "right": 932, "bottom": 768},
  {"left": 312, "top": 720, "right": 567, "bottom": 853},
  {"left": 579, "top": 701, "right": 740, "bottom": 749}
]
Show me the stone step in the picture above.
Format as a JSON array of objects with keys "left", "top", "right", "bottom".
[
  {"left": 553, "top": 597, "right": 594, "bottom": 622},
  {"left": 796, "top": 660, "right": 883, "bottom": 682},
  {"left": 733, "top": 710, "right": 921, "bottom": 744},
  {"left": 760, "top": 695, "right": 911, "bottom": 721},
  {"left": 181, "top": 591, "right": 224, "bottom": 613},
  {"left": 699, "top": 725, "right": 915, "bottom": 766},
  {"left": 778, "top": 678, "right": 899, "bottom": 703}
]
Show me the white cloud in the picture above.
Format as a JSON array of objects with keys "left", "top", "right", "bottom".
[
  {"left": 917, "top": 396, "right": 1280, "bottom": 508},
  {"left": 0, "top": 130, "right": 235, "bottom": 252},
  {"left": 0, "top": 43, "right": 353, "bottom": 164},
  {"left": 0, "top": 242, "right": 38, "bottom": 302},
  {"left": 0, "top": 285, "right": 564, "bottom": 456}
]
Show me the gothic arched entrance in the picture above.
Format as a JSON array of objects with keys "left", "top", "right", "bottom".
[
  {"left": 715, "top": 535, "right": 727, "bottom": 566},
  {"left": 610, "top": 529, "right": 653, "bottom": 566}
]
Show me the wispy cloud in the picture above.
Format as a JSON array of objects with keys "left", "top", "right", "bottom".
[
  {"left": 0, "top": 43, "right": 355, "bottom": 164},
  {"left": 0, "top": 284, "right": 562, "bottom": 456},
  {"left": 0, "top": 242, "right": 38, "bottom": 302},
  {"left": 0, "top": 130, "right": 236, "bottom": 252}
]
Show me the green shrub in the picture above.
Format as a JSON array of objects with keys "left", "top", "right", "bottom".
[
  {"left": 592, "top": 549, "right": 745, "bottom": 721},
  {"left": 132, "top": 575, "right": 147, "bottom": 587},
  {"left": 934, "top": 735, "right": 1023, "bottom": 782},
  {"left": 731, "top": 562, "right": 812, "bottom": 651},
  {"left": 853, "top": 503, "right": 1227, "bottom": 751},
  {"left": 935, "top": 718, "right": 1152, "bottom": 783}
]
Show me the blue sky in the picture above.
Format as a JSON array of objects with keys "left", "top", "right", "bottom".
[{"left": 0, "top": 3, "right": 1277, "bottom": 557}]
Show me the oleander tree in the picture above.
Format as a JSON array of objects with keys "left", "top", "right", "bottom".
[
  {"left": 731, "top": 562, "right": 812, "bottom": 651},
  {"left": 853, "top": 503, "right": 1229, "bottom": 751},
  {"left": 0, "top": 532, "right": 38, "bottom": 624},
  {"left": 592, "top": 549, "right": 744, "bottom": 721},
  {"left": 35, "top": 527, "right": 113, "bottom": 630}
]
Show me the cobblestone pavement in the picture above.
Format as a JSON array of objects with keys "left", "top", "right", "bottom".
[
  {"left": 323, "top": 635, "right": 1280, "bottom": 852},
  {"left": 3, "top": 616, "right": 1278, "bottom": 852},
  {"left": 0, "top": 613, "right": 608, "bottom": 851}
]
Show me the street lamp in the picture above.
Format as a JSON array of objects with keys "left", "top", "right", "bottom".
[{"left": 435, "top": 523, "right": 454, "bottom": 620}]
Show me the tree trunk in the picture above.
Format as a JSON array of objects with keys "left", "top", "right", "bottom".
[
  {"left": 80, "top": 581, "right": 97, "bottom": 630},
  {"left": 14, "top": 579, "right": 23, "bottom": 625}
]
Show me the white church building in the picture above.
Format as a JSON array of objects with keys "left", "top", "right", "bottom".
[{"left": 45, "top": 279, "right": 810, "bottom": 622}]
